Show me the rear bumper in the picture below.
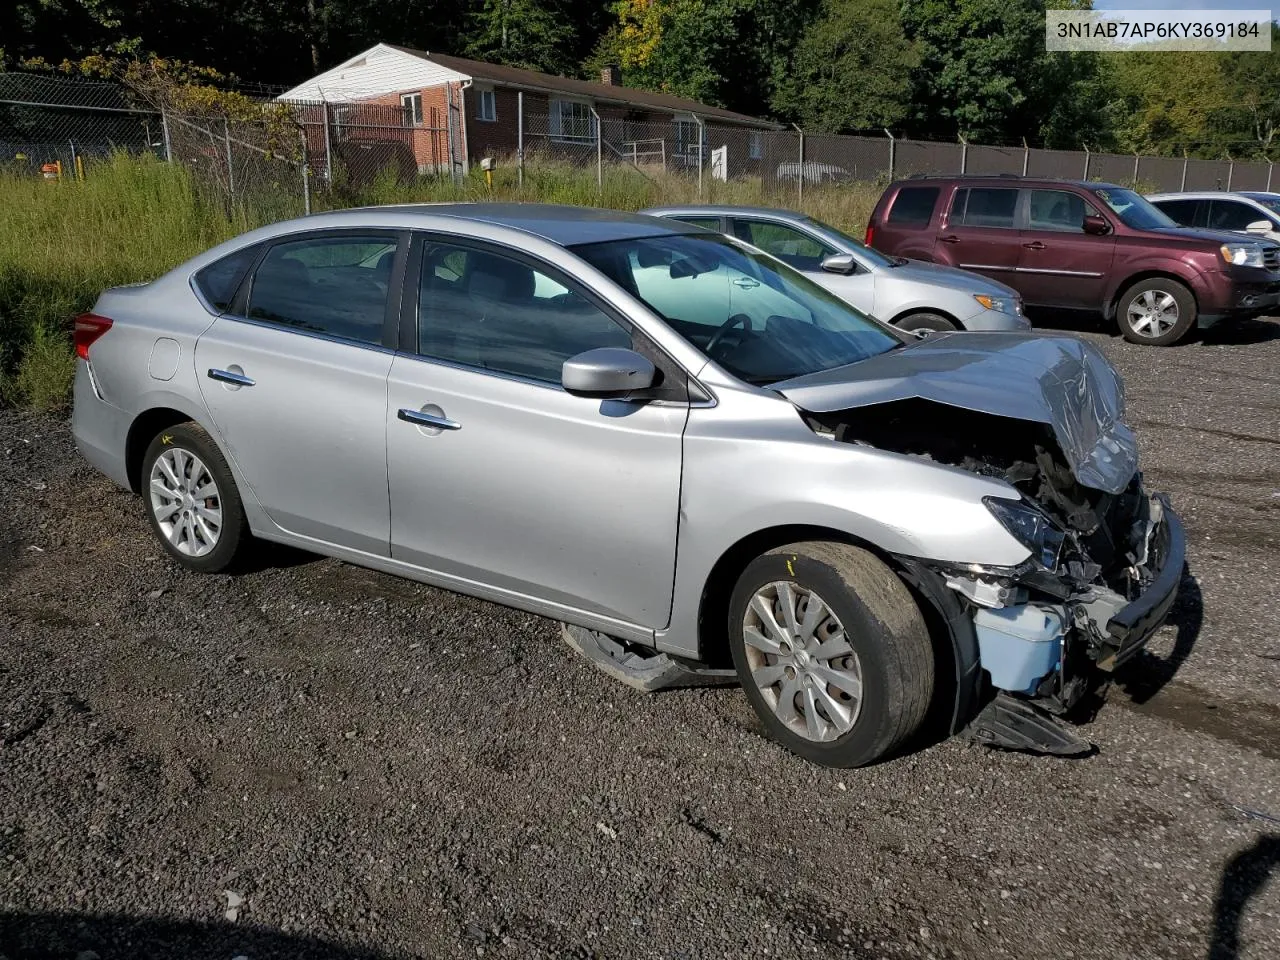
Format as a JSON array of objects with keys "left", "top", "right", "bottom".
[
  {"left": 1096, "top": 494, "right": 1185, "bottom": 670},
  {"left": 72, "top": 360, "right": 132, "bottom": 490}
]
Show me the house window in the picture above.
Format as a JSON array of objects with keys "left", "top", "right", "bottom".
[
  {"left": 551, "top": 99, "right": 596, "bottom": 142},
  {"left": 477, "top": 88, "right": 497, "bottom": 122},
  {"left": 748, "top": 131, "right": 763, "bottom": 161},
  {"left": 674, "top": 118, "right": 706, "bottom": 160},
  {"left": 401, "top": 92, "right": 423, "bottom": 127}
]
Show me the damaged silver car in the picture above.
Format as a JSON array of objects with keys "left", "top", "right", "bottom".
[{"left": 71, "top": 204, "right": 1184, "bottom": 768}]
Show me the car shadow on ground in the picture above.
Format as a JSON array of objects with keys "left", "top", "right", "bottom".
[
  {"left": 1113, "top": 567, "right": 1204, "bottom": 706},
  {"left": 1199, "top": 316, "right": 1280, "bottom": 346},
  {"left": 1210, "top": 834, "right": 1280, "bottom": 960},
  {"left": 0, "top": 911, "right": 394, "bottom": 960}
]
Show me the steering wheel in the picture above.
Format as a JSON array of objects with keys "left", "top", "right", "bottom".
[{"left": 705, "top": 313, "right": 755, "bottom": 356}]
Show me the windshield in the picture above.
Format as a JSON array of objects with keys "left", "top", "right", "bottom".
[
  {"left": 572, "top": 233, "right": 901, "bottom": 385},
  {"left": 804, "top": 217, "right": 895, "bottom": 267},
  {"left": 1093, "top": 187, "right": 1178, "bottom": 230},
  {"left": 1244, "top": 193, "right": 1280, "bottom": 215}
]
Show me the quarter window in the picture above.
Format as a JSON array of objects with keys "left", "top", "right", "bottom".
[
  {"left": 417, "top": 242, "right": 631, "bottom": 383},
  {"left": 951, "top": 188, "right": 1019, "bottom": 229},
  {"left": 731, "top": 219, "right": 835, "bottom": 271},
  {"left": 246, "top": 235, "right": 398, "bottom": 345},
  {"left": 886, "top": 186, "right": 940, "bottom": 225},
  {"left": 194, "top": 243, "right": 262, "bottom": 312},
  {"left": 401, "top": 92, "right": 423, "bottom": 127}
]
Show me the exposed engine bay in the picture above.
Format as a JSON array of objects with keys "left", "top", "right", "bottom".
[{"left": 803, "top": 397, "right": 1180, "bottom": 719}]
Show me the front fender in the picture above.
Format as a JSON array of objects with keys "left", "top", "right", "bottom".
[{"left": 1103, "top": 257, "right": 1211, "bottom": 316}]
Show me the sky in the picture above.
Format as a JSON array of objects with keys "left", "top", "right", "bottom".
[{"left": 1092, "top": 0, "right": 1279, "bottom": 22}]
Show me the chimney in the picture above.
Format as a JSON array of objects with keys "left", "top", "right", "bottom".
[{"left": 600, "top": 64, "right": 621, "bottom": 86}]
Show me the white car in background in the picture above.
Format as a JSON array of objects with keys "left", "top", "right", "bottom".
[{"left": 1147, "top": 190, "right": 1280, "bottom": 244}]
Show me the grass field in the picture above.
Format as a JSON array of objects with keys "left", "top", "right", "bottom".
[{"left": 0, "top": 152, "right": 881, "bottom": 409}]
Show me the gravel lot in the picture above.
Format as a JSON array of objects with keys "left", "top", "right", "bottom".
[{"left": 2, "top": 319, "right": 1279, "bottom": 960}]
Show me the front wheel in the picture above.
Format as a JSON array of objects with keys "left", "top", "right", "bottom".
[
  {"left": 1117, "top": 278, "right": 1196, "bottom": 345},
  {"left": 728, "top": 542, "right": 935, "bottom": 767},
  {"left": 895, "top": 312, "right": 957, "bottom": 338}
]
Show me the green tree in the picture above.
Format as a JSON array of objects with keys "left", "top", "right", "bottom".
[
  {"left": 771, "top": 0, "right": 916, "bottom": 132},
  {"left": 463, "top": 0, "right": 588, "bottom": 74}
]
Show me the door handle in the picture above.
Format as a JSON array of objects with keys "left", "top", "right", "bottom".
[
  {"left": 938, "top": 235, "right": 960, "bottom": 244},
  {"left": 1022, "top": 241, "right": 1046, "bottom": 250},
  {"left": 207, "top": 368, "right": 256, "bottom": 387},
  {"left": 731, "top": 276, "right": 761, "bottom": 289},
  {"left": 398, "top": 407, "right": 461, "bottom": 431}
]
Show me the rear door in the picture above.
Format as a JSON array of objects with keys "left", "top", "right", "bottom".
[
  {"left": 194, "top": 229, "right": 403, "bottom": 555},
  {"left": 1208, "top": 198, "right": 1280, "bottom": 241},
  {"left": 933, "top": 186, "right": 1024, "bottom": 289},
  {"left": 1016, "top": 188, "right": 1114, "bottom": 308},
  {"left": 1151, "top": 197, "right": 1206, "bottom": 229}
]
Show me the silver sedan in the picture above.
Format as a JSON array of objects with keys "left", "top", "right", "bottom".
[
  {"left": 72, "top": 204, "right": 1182, "bottom": 767},
  {"left": 642, "top": 204, "right": 1030, "bottom": 336}
]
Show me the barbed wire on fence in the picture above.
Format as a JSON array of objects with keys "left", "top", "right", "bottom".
[{"left": 3, "top": 70, "right": 1278, "bottom": 218}]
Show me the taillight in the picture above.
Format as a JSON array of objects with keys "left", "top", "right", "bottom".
[
  {"left": 74, "top": 313, "right": 113, "bottom": 361},
  {"left": 864, "top": 224, "right": 875, "bottom": 248}
]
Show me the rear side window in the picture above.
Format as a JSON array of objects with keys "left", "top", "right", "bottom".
[
  {"left": 246, "top": 234, "right": 398, "bottom": 346},
  {"left": 886, "top": 186, "right": 940, "bottom": 225},
  {"left": 675, "top": 216, "right": 723, "bottom": 231},
  {"left": 1153, "top": 198, "right": 1203, "bottom": 227},
  {"left": 193, "top": 244, "right": 261, "bottom": 312},
  {"left": 951, "top": 188, "right": 1018, "bottom": 228}
]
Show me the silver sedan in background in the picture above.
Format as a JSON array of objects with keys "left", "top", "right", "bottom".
[
  {"left": 642, "top": 204, "right": 1030, "bottom": 336},
  {"left": 72, "top": 204, "right": 1182, "bottom": 767}
]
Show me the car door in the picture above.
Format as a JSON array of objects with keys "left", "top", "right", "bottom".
[
  {"left": 194, "top": 229, "right": 403, "bottom": 555},
  {"left": 1016, "top": 188, "right": 1115, "bottom": 308},
  {"left": 933, "top": 186, "right": 1024, "bottom": 290},
  {"left": 385, "top": 235, "right": 688, "bottom": 629},
  {"left": 729, "top": 216, "right": 876, "bottom": 314},
  {"left": 1208, "top": 198, "right": 1280, "bottom": 241}
]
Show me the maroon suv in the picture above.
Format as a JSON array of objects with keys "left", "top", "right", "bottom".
[{"left": 865, "top": 176, "right": 1280, "bottom": 345}]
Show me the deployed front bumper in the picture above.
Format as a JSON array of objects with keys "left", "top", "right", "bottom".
[{"left": 1095, "top": 494, "right": 1186, "bottom": 670}]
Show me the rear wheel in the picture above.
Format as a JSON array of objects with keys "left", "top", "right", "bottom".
[
  {"left": 728, "top": 542, "right": 935, "bottom": 767},
  {"left": 1117, "top": 278, "right": 1196, "bottom": 345},
  {"left": 895, "top": 312, "right": 958, "bottom": 338},
  {"left": 141, "top": 422, "right": 249, "bottom": 573}
]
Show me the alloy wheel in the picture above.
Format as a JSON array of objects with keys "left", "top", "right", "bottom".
[
  {"left": 741, "top": 581, "right": 864, "bottom": 742},
  {"left": 149, "top": 447, "right": 222, "bottom": 557},
  {"left": 1127, "top": 289, "right": 1179, "bottom": 338}
]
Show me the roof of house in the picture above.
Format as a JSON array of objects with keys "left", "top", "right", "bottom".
[{"left": 277, "top": 43, "right": 779, "bottom": 129}]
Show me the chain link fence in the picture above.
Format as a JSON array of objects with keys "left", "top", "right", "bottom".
[{"left": 3, "top": 71, "right": 1278, "bottom": 214}]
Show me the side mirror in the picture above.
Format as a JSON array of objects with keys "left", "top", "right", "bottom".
[
  {"left": 1082, "top": 214, "right": 1111, "bottom": 236},
  {"left": 1246, "top": 219, "right": 1273, "bottom": 234},
  {"left": 820, "top": 253, "right": 857, "bottom": 275},
  {"left": 562, "top": 348, "right": 656, "bottom": 398}
]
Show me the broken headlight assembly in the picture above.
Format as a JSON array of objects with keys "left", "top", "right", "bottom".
[{"left": 983, "top": 496, "right": 1066, "bottom": 570}]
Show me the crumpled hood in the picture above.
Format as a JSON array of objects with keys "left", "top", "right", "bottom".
[{"left": 774, "top": 332, "right": 1138, "bottom": 494}]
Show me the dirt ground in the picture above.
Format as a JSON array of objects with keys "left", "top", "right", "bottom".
[{"left": 2, "top": 318, "right": 1279, "bottom": 960}]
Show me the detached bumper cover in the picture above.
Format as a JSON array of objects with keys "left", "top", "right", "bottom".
[{"left": 1097, "top": 494, "right": 1186, "bottom": 671}]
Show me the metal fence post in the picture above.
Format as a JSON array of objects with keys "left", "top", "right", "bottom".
[
  {"left": 1226, "top": 154, "right": 1234, "bottom": 191},
  {"left": 301, "top": 131, "right": 312, "bottom": 215},
  {"left": 1082, "top": 143, "right": 1090, "bottom": 180},
  {"left": 1268, "top": 160, "right": 1274, "bottom": 191},
  {"left": 1132, "top": 153, "right": 1140, "bottom": 187},
  {"left": 591, "top": 105, "right": 602, "bottom": 194},
  {"left": 160, "top": 106, "right": 173, "bottom": 162},
  {"left": 885, "top": 128, "right": 895, "bottom": 181},
  {"left": 1022, "top": 137, "right": 1029, "bottom": 176},
  {"left": 694, "top": 115, "right": 706, "bottom": 199},
  {"left": 793, "top": 123, "right": 804, "bottom": 205},
  {"left": 321, "top": 101, "right": 333, "bottom": 184},
  {"left": 959, "top": 134, "right": 968, "bottom": 174},
  {"left": 224, "top": 118, "right": 235, "bottom": 205},
  {"left": 1181, "top": 150, "right": 1188, "bottom": 190},
  {"left": 517, "top": 91, "right": 524, "bottom": 188}
]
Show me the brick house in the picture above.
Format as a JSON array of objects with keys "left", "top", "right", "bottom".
[{"left": 278, "top": 43, "right": 780, "bottom": 179}]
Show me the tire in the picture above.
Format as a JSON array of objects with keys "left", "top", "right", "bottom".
[
  {"left": 727, "top": 541, "right": 935, "bottom": 767},
  {"left": 1117, "top": 278, "right": 1196, "bottom": 346},
  {"left": 895, "top": 312, "right": 958, "bottom": 338},
  {"left": 141, "top": 422, "right": 249, "bottom": 574}
]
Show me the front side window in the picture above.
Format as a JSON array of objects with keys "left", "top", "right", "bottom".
[
  {"left": 194, "top": 243, "right": 262, "bottom": 312},
  {"left": 887, "top": 186, "right": 940, "bottom": 225},
  {"left": 1244, "top": 193, "right": 1280, "bottom": 215},
  {"left": 551, "top": 100, "right": 595, "bottom": 142},
  {"left": 1093, "top": 187, "right": 1177, "bottom": 230},
  {"left": 573, "top": 233, "right": 899, "bottom": 386},
  {"left": 952, "top": 187, "right": 1018, "bottom": 228},
  {"left": 1209, "top": 200, "right": 1267, "bottom": 231},
  {"left": 732, "top": 219, "right": 835, "bottom": 271},
  {"left": 477, "top": 88, "right": 496, "bottom": 122},
  {"left": 401, "top": 92, "right": 423, "bottom": 127},
  {"left": 1027, "top": 190, "right": 1094, "bottom": 232},
  {"left": 417, "top": 241, "right": 631, "bottom": 383},
  {"left": 246, "top": 235, "right": 398, "bottom": 345}
]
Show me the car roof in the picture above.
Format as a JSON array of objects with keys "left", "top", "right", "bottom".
[
  {"left": 641, "top": 204, "right": 811, "bottom": 222},
  {"left": 1147, "top": 191, "right": 1272, "bottom": 201},
  {"left": 892, "top": 176, "right": 1125, "bottom": 191},
  {"left": 280, "top": 203, "right": 702, "bottom": 246}
]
